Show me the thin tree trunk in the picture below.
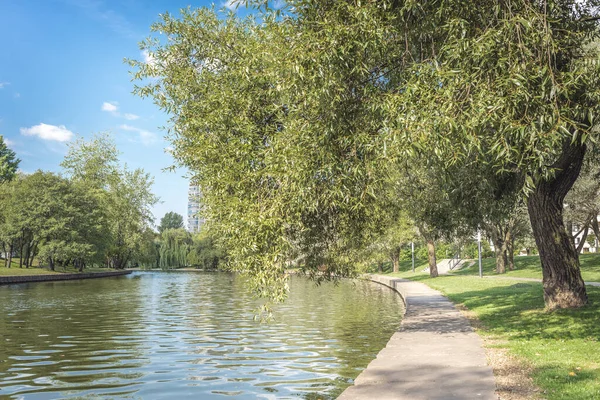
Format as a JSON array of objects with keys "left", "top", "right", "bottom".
[
  {"left": 7, "top": 242, "right": 14, "bottom": 268},
  {"left": 378, "top": 262, "right": 384, "bottom": 273},
  {"left": 49, "top": 257, "right": 55, "bottom": 271},
  {"left": 19, "top": 231, "right": 24, "bottom": 268},
  {"left": 427, "top": 239, "right": 438, "bottom": 278},
  {"left": 391, "top": 247, "right": 400, "bottom": 273},
  {"left": 29, "top": 242, "right": 37, "bottom": 268},
  {"left": 591, "top": 217, "right": 600, "bottom": 249},
  {"left": 491, "top": 228, "right": 506, "bottom": 274},
  {"left": 506, "top": 229, "right": 515, "bottom": 271},
  {"left": 23, "top": 241, "right": 29, "bottom": 268},
  {"left": 2, "top": 242, "right": 7, "bottom": 267},
  {"left": 527, "top": 141, "right": 587, "bottom": 309},
  {"left": 576, "top": 224, "right": 590, "bottom": 254}
]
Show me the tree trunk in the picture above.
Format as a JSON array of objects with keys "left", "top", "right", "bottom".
[
  {"left": 29, "top": 243, "right": 37, "bottom": 268},
  {"left": 19, "top": 232, "right": 24, "bottom": 268},
  {"left": 576, "top": 224, "right": 590, "bottom": 254},
  {"left": 391, "top": 247, "right": 400, "bottom": 273},
  {"left": 49, "top": 257, "right": 55, "bottom": 271},
  {"left": 495, "top": 239, "right": 506, "bottom": 274},
  {"left": 506, "top": 229, "right": 515, "bottom": 271},
  {"left": 2, "top": 242, "right": 7, "bottom": 267},
  {"left": 427, "top": 239, "right": 438, "bottom": 277},
  {"left": 7, "top": 242, "right": 14, "bottom": 268},
  {"left": 527, "top": 141, "right": 587, "bottom": 309},
  {"left": 591, "top": 218, "right": 600, "bottom": 252},
  {"left": 491, "top": 228, "right": 507, "bottom": 274},
  {"left": 23, "top": 241, "right": 30, "bottom": 268},
  {"left": 378, "top": 262, "right": 384, "bottom": 273}
]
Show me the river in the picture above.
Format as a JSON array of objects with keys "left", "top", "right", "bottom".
[{"left": 0, "top": 272, "right": 403, "bottom": 399}]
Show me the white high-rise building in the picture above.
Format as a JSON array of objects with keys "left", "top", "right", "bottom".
[{"left": 187, "top": 183, "right": 205, "bottom": 233}]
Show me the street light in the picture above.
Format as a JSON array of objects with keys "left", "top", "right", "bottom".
[
  {"left": 411, "top": 242, "right": 415, "bottom": 273},
  {"left": 478, "top": 230, "right": 483, "bottom": 278}
]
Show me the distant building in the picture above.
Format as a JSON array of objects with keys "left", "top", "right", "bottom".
[{"left": 187, "top": 183, "right": 205, "bottom": 233}]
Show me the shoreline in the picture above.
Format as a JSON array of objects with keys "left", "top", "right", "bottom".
[{"left": 0, "top": 270, "right": 132, "bottom": 285}]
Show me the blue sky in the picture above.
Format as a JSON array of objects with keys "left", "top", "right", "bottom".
[{"left": 0, "top": 0, "right": 245, "bottom": 227}]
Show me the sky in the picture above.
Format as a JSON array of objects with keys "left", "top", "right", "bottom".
[{"left": 0, "top": 0, "right": 246, "bottom": 227}]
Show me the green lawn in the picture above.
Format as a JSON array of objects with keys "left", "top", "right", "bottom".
[
  {"left": 453, "top": 254, "right": 600, "bottom": 282},
  {"left": 0, "top": 266, "right": 61, "bottom": 276},
  {"left": 0, "top": 259, "right": 117, "bottom": 276},
  {"left": 384, "top": 263, "right": 600, "bottom": 399}
]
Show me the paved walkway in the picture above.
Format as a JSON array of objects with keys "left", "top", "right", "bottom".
[{"left": 339, "top": 275, "right": 497, "bottom": 400}]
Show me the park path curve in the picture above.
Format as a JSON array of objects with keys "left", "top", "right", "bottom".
[{"left": 338, "top": 274, "right": 497, "bottom": 400}]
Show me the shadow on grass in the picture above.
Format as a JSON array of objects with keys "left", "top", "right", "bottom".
[{"left": 424, "top": 276, "right": 600, "bottom": 342}]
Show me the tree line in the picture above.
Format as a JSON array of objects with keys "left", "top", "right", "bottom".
[
  {"left": 0, "top": 133, "right": 158, "bottom": 271},
  {"left": 130, "top": 0, "right": 600, "bottom": 309}
]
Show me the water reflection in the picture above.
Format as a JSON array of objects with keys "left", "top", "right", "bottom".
[{"left": 0, "top": 272, "right": 403, "bottom": 399}]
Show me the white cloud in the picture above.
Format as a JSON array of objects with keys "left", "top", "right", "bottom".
[
  {"left": 119, "top": 124, "right": 157, "bottom": 146},
  {"left": 124, "top": 113, "right": 140, "bottom": 120},
  {"left": 0, "top": 82, "right": 9, "bottom": 89},
  {"left": 142, "top": 50, "right": 156, "bottom": 66},
  {"left": 4, "top": 138, "right": 15, "bottom": 146},
  {"left": 20, "top": 123, "right": 74, "bottom": 142},
  {"left": 102, "top": 101, "right": 118, "bottom": 113}
]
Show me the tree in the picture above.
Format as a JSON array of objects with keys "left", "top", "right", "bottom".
[
  {"left": 132, "top": 1, "right": 600, "bottom": 308},
  {"left": 0, "top": 135, "right": 19, "bottom": 183},
  {"left": 158, "top": 212, "right": 184, "bottom": 233},
  {"left": 158, "top": 228, "right": 192, "bottom": 269},
  {"left": 62, "top": 133, "right": 159, "bottom": 269},
  {"left": 366, "top": 211, "right": 416, "bottom": 274},
  {"left": 187, "top": 231, "right": 225, "bottom": 270},
  {"left": 0, "top": 171, "right": 106, "bottom": 271},
  {"left": 564, "top": 152, "right": 600, "bottom": 252}
]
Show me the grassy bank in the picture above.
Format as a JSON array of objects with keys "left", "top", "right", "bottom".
[
  {"left": 454, "top": 253, "right": 600, "bottom": 282},
  {"left": 386, "top": 266, "right": 600, "bottom": 399},
  {"left": 0, "top": 260, "right": 117, "bottom": 276}
]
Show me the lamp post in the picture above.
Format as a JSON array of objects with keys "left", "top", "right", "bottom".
[
  {"left": 478, "top": 230, "right": 483, "bottom": 278},
  {"left": 411, "top": 242, "right": 415, "bottom": 273}
]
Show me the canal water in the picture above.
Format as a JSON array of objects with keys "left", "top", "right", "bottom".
[{"left": 0, "top": 272, "right": 403, "bottom": 399}]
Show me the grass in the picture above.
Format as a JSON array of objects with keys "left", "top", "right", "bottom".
[
  {"left": 453, "top": 253, "right": 600, "bottom": 282},
  {"left": 382, "top": 261, "right": 600, "bottom": 399},
  {"left": 0, "top": 259, "right": 117, "bottom": 276}
]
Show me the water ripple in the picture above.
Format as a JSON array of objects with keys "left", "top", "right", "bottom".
[{"left": 0, "top": 272, "right": 403, "bottom": 399}]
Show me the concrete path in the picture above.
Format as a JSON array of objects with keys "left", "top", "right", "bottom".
[{"left": 339, "top": 275, "right": 497, "bottom": 400}]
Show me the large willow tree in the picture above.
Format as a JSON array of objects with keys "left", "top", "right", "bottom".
[{"left": 132, "top": 0, "right": 600, "bottom": 309}]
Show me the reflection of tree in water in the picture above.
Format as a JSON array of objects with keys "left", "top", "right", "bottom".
[{"left": 0, "top": 275, "right": 146, "bottom": 397}]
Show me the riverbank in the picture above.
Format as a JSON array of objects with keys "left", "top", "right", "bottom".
[
  {"left": 386, "top": 268, "right": 600, "bottom": 400},
  {"left": 0, "top": 270, "right": 132, "bottom": 284}
]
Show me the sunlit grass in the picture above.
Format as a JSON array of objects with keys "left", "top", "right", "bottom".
[
  {"left": 0, "top": 259, "right": 117, "bottom": 276},
  {"left": 453, "top": 254, "right": 600, "bottom": 282}
]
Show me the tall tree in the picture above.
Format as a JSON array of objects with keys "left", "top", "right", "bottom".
[
  {"left": 0, "top": 135, "right": 19, "bottom": 183},
  {"left": 62, "top": 133, "right": 159, "bottom": 269},
  {"left": 132, "top": 1, "right": 600, "bottom": 309},
  {"left": 158, "top": 212, "right": 184, "bottom": 233}
]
